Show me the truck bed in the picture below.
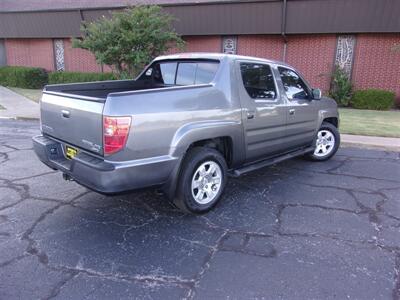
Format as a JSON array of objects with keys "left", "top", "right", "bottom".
[{"left": 40, "top": 78, "right": 205, "bottom": 155}]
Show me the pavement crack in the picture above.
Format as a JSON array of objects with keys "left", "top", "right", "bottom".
[
  {"left": 58, "top": 265, "right": 195, "bottom": 290},
  {"left": 219, "top": 246, "right": 276, "bottom": 259},
  {"left": 177, "top": 237, "right": 214, "bottom": 249},
  {"left": 11, "top": 170, "right": 56, "bottom": 182},
  {"left": 278, "top": 232, "right": 400, "bottom": 253},
  {"left": 1, "top": 144, "right": 21, "bottom": 151},
  {"left": 20, "top": 191, "right": 91, "bottom": 268},
  {"left": 185, "top": 230, "right": 229, "bottom": 299},
  {"left": 291, "top": 179, "right": 381, "bottom": 195},
  {"left": 284, "top": 203, "right": 359, "bottom": 214},
  {"left": 325, "top": 156, "right": 352, "bottom": 173},
  {"left": 274, "top": 204, "right": 285, "bottom": 234},
  {"left": 44, "top": 271, "right": 79, "bottom": 300},
  {"left": 286, "top": 166, "right": 400, "bottom": 184},
  {"left": 0, "top": 179, "right": 30, "bottom": 211},
  {"left": 0, "top": 152, "right": 10, "bottom": 165},
  {"left": 0, "top": 254, "right": 28, "bottom": 268}
]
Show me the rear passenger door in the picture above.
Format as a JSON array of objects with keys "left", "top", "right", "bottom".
[
  {"left": 277, "top": 66, "right": 319, "bottom": 149},
  {"left": 236, "top": 61, "right": 287, "bottom": 162}
]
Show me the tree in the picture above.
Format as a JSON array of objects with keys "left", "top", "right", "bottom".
[{"left": 73, "top": 6, "right": 184, "bottom": 77}]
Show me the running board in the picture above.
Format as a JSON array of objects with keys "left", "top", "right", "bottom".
[{"left": 230, "top": 146, "right": 314, "bottom": 177}]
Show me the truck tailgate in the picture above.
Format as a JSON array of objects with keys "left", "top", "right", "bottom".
[{"left": 40, "top": 92, "right": 104, "bottom": 155}]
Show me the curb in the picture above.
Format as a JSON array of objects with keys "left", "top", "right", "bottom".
[
  {"left": 0, "top": 116, "right": 40, "bottom": 121},
  {"left": 340, "top": 134, "right": 400, "bottom": 152},
  {"left": 340, "top": 142, "right": 400, "bottom": 152}
]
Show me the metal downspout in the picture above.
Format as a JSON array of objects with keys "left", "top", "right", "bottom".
[{"left": 281, "top": 0, "right": 288, "bottom": 62}]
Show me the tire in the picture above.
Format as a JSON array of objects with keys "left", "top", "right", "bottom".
[
  {"left": 307, "top": 122, "right": 340, "bottom": 161},
  {"left": 173, "top": 147, "right": 228, "bottom": 214}
]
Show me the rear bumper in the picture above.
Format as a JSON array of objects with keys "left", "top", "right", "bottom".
[{"left": 32, "top": 135, "right": 179, "bottom": 194}]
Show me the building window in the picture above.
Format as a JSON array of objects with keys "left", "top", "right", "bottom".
[
  {"left": 222, "top": 36, "right": 237, "bottom": 54},
  {"left": 335, "top": 35, "right": 355, "bottom": 78},
  {"left": 53, "top": 39, "right": 65, "bottom": 71}
]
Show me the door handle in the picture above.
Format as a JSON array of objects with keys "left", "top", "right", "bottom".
[
  {"left": 247, "top": 111, "right": 255, "bottom": 119},
  {"left": 289, "top": 109, "right": 295, "bottom": 115},
  {"left": 61, "top": 110, "right": 70, "bottom": 118}
]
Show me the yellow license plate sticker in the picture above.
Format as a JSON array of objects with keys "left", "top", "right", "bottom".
[{"left": 65, "top": 146, "right": 78, "bottom": 159}]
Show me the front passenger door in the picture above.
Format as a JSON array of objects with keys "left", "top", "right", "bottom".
[{"left": 277, "top": 67, "right": 319, "bottom": 150}]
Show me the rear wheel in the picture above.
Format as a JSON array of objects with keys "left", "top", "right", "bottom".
[
  {"left": 308, "top": 122, "right": 340, "bottom": 161},
  {"left": 174, "top": 147, "right": 227, "bottom": 214}
]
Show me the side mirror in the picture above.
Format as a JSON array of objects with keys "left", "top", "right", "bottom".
[{"left": 312, "top": 88, "right": 322, "bottom": 100}]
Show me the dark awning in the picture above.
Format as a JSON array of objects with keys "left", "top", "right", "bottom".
[{"left": 0, "top": 0, "right": 399, "bottom": 38}]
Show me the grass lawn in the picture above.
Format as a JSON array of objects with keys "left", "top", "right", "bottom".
[
  {"left": 8, "top": 87, "right": 42, "bottom": 103},
  {"left": 339, "top": 108, "right": 400, "bottom": 138}
]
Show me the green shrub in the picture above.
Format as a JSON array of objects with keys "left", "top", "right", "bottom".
[
  {"left": 329, "top": 65, "right": 352, "bottom": 107},
  {"left": 48, "top": 72, "right": 117, "bottom": 84},
  {"left": 351, "top": 89, "right": 395, "bottom": 110},
  {"left": 0, "top": 66, "right": 48, "bottom": 88}
]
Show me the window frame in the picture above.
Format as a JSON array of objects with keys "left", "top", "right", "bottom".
[
  {"left": 238, "top": 60, "right": 280, "bottom": 103},
  {"left": 277, "top": 66, "right": 312, "bottom": 101}
]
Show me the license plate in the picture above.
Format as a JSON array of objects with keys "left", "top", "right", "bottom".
[{"left": 65, "top": 145, "right": 78, "bottom": 159}]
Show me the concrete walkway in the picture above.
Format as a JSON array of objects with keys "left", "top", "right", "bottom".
[{"left": 0, "top": 86, "right": 39, "bottom": 119}]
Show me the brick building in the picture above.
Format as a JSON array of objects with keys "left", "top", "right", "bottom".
[{"left": 0, "top": 0, "right": 399, "bottom": 99}]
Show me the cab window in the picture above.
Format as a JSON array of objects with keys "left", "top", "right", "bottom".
[
  {"left": 240, "top": 63, "right": 277, "bottom": 100},
  {"left": 278, "top": 67, "right": 310, "bottom": 100}
]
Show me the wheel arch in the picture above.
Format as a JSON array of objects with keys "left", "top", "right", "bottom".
[
  {"left": 169, "top": 120, "right": 244, "bottom": 166},
  {"left": 318, "top": 109, "right": 339, "bottom": 130},
  {"left": 323, "top": 117, "right": 338, "bottom": 128},
  {"left": 163, "top": 121, "right": 244, "bottom": 200}
]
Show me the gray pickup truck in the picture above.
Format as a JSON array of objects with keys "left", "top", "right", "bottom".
[{"left": 33, "top": 53, "right": 340, "bottom": 213}]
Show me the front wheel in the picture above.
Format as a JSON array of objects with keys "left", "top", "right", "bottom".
[
  {"left": 308, "top": 122, "right": 340, "bottom": 161},
  {"left": 173, "top": 147, "right": 228, "bottom": 214}
]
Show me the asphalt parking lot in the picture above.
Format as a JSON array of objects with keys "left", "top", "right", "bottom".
[{"left": 0, "top": 119, "right": 399, "bottom": 299}]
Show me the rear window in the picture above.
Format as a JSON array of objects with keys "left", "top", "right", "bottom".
[
  {"left": 149, "top": 61, "right": 219, "bottom": 85},
  {"left": 176, "top": 63, "right": 197, "bottom": 85},
  {"left": 159, "top": 62, "right": 177, "bottom": 85}
]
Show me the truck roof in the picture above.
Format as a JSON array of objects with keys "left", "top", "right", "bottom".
[{"left": 154, "top": 52, "right": 292, "bottom": 68}]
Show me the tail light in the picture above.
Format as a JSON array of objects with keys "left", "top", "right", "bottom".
[{"left": 103, "top": 116, "right": 131, "bottom": 155}]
